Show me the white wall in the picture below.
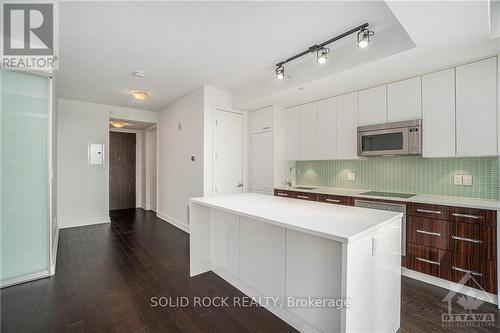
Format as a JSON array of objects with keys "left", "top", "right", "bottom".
[
  {"left": 157, "top": 85, "right": 233, "bottom": 232},
  {"left": 57, "top": 98, "right": 157, "bottom": 228},
  {"left": 157, "top": 88, "right": 205, "bottom": 231}
]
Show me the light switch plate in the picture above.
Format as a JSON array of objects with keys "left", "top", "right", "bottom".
[
  {"left": 347, "top": 172, "right": 355, "bottom": 181},
  {"left": 463, "top": 175, "right": 473, "bottom": 186},
  {"left": 454, "top": 174, "right": 463, "bottom": 185}
]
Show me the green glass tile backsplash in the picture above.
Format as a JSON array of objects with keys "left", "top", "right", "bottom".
[{"left": 296, "top": 157, "right": 500, "bottom": 200}]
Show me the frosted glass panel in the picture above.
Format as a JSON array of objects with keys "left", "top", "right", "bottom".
[{"left": 1, "top": 71, "right": 49, "bottom": 282}]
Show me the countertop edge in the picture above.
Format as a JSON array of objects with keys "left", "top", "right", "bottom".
[{"left": 189, "top": 197, "right": 402, "bottom": 244}]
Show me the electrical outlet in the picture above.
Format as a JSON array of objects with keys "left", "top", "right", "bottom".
[
  {"left": 463, "top": 175, "right": 473, "bottom": 186},
  {"left": 347, "top": 172, "right": 355, "bottom": 181},
  {"left": 454, "top": 174, "right": 463, "bottom": 185}
]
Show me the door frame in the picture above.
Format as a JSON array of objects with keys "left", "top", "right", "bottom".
[
  {"left": 145, "top": 125, "right": 158, "bottom": 212},
  {"left": 212, "top": 107, "right": 249, "bottom": 196}
]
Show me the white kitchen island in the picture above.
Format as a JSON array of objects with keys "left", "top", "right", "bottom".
[{"left": 190, "top": 193, "right": 402, "bottom": 333}]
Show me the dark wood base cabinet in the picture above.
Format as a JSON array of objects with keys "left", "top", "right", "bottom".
[
  {"left": 274, "top": 189, "right": 498, "bottom": 294},
  {"left": 407, "top": 203, "right": 497, "bottom": 294}
]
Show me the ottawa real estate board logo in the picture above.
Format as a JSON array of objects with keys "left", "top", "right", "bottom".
[{"left": 1, "top": 1, "right": 58, "bottom": 71}]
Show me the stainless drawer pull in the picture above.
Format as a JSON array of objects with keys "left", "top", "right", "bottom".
[
  {"left": 416, "top": 209, "right": 442, "bottom": 215},
  {"left": 325, "top": 198, "right": 341, "bottom": 203},
  {"left": 452, "top": 236, "right": 483, "bottom": 244},
  {"left": 452, "top": 266, "right": 483, "bottom": 277},
  {"left": 452, "top": 213, "right": 482, "bottom": 220},
  {"left": 297, "top": 195, "right": 309, "bottom": 199},
  {"left": 277, "top": 193, "right": 288, "bottom": 197},
  {"left": 416, "top": 257, "right": 440, "bottom": 266},
  {"left": 262, "top": 126, "right": 271, "bottom": 130},
  {"left": 416, "top": 229, "right": 441, "bottom": 237}
]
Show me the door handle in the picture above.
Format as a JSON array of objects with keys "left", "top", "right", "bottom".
[{"left": 236, "top": 183, "right": 243, "bottom": 188}]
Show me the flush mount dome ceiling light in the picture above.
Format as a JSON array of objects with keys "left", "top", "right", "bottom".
[
  {"left": 131, "top": 71, "right": 145, "bottom": 78},
  {"left": 110, "top": 121, "right": 127, "bottom": 128},
  {"left": 275, "top": 23, "right": 374, "bottom": 79},
  {"left": 130, "top": 89, "right": 150, "bottom": 100}
]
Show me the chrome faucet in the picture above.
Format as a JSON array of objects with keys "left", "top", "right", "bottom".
[{"left": 286, "top": 166, "right": 300, "bottom": 187}]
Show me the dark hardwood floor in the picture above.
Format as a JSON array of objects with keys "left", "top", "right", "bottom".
[{"left": 1, "top": 209, "right": 499, "bottom": 332}]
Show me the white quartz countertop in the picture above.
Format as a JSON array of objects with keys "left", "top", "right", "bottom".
[
  {"left": 190, "top": 193, "right": 402, "bottom": 243},
  {"left": 275, "top": 186, "right": 500, "bottom": 211}
]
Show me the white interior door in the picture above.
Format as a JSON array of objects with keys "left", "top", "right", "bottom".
[{"left": 214, "top": 109, "right": 244, "bottom": 195}]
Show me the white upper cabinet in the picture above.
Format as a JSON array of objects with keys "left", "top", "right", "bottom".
[
  {"left": 299, "top": 103, "right": 318, "bottom": 160},
  {"left": 387, "top": 77, "right": 422, "bottom": 122},
  {"left": 285, "top": 105, "right": 300, "bottom": 160},
  {"left": 250, "top": 106, "right": 273, "bottom": 134},
  {"left": 336, "top": 92, "right": 359, "bottom": 160},
  {"left": 250, "top": 131, "right": 273, "bottom": 191},
  {"left": 358, "top": 85, "right": 387, "bottom": 126},
  {"left": 317, "top": 97, "right": 337, "bottom": 160},
  {"left": 422, "top": 68, "right": 456, "bottom": 157},
  {"left": 456, "top": 57, "right": 498, "bottom": 156}
]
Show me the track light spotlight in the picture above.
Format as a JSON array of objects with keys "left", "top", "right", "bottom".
[
  {"left": 316, "top": 47, "right": 330, "bottom": 64},
  {"left": 275, "top": 65, "right": 285, "bottom": 80},
  {"left": 357, "top": 28, "right": 374, "bottom": 48}
]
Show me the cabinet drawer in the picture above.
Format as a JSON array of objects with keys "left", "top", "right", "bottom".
[
  {"left": 274, "top": 189, "right": 296, "bottom": 198},
  {"left": 317, "top": 194, "right": 353, "bottom": 206},
  {"left": 408, "top": 203, "right": 448, "bottom": 219},
  {"left": 294, "top": 192, "right": 317, "bottom": 201},
  {"left": 448, "top": 207, "right": 496, "bottom": 226},
  {"left": 407, "top": 216, "right": 449, "bottom": 250},
  {"left": 449, "top": 253, "right": 497, "bottom": 294},
  {"left": 450, "top": 223, "right": 497, "bottom": 260},
  {"left": 407, "top": 244, "right": 450, "bottom": 279}
]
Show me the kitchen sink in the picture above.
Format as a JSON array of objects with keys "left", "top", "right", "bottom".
[{"left": 292, "top": 186, "right": 318, "bottom": 190}]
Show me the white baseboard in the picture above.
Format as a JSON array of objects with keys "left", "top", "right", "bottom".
[
  {"left": 0, "top": 269, "right": 50, "bottom": 289},
  {"left": 402, "top": 267, "right": 498, "bottom": 305},
  {"left": 59, "top": 216, "right": 111, "bottom": 229},
  {"left": 156, "top": 212, "right": 189, "bottom": 233}
]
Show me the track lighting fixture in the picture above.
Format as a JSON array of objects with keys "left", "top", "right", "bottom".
[
  {"left": 357, "top": 28, "right": 374, "bottom": 48},
  {"left": 275, "top": 65, "right": 285, "bottom": 80},
  {"left": 316, "top": 47, "right": 330, "bottom": 64},
  {"left": 274, "top": 23, "right": 374, "bottom": 79}
]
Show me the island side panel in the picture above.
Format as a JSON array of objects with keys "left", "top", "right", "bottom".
[
  {"left": 209, "top": 209, "right": 240, "bottom": 278},
  {"left": 189, "top": 202, "right": 211, "bottom": 276},
  {"left": 344, "top": 216, "right": 402, "bottom": 333},
  {"left": 285, "top": 229, "right": 343, "bottom": 333}
]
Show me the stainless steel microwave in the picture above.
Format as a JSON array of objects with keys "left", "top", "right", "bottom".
[{"left": 357, "top": 119, "right": 422, "bottom": 156}]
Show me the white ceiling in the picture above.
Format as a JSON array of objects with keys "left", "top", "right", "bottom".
[
  {"left": 56, "top": 1, "right": 411, "bottom": 111},
  {"left": 234, "top": 0, "right": 500, "bottom": 109}
]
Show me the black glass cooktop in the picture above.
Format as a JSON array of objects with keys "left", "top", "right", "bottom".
[{"left": 361, "top": 191, "right": 416, "bottom": 199}]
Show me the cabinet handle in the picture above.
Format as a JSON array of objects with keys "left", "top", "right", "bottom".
[
  {"left": 452, "top": 266, "right": 483, "bottom": 277},
  {"left": 416, "top": 229, "right": 441, "bottom": 237},
  {"left": 262, "top": 126, "right": 271, "bottom": 130},
  {"left": 452, "top": 213, "right": 482, "bottom": 220},
  {"left": 297, "top": 195, "right": 309, "bottom": 199},
  {"left": 416, "top": 209, "right": 442, "bottom": 215},
  {"left": 452, "top": 235, "right": 483, "bottom": 244},
  {"left": 325, "top": 198, "right": 341, "bottom": 203},
  {"left": 416, "top": 257, "right": 440, "bottom": 266},
  {"left": 277, "top": 193, "right": 288, "bottom": 197}
]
